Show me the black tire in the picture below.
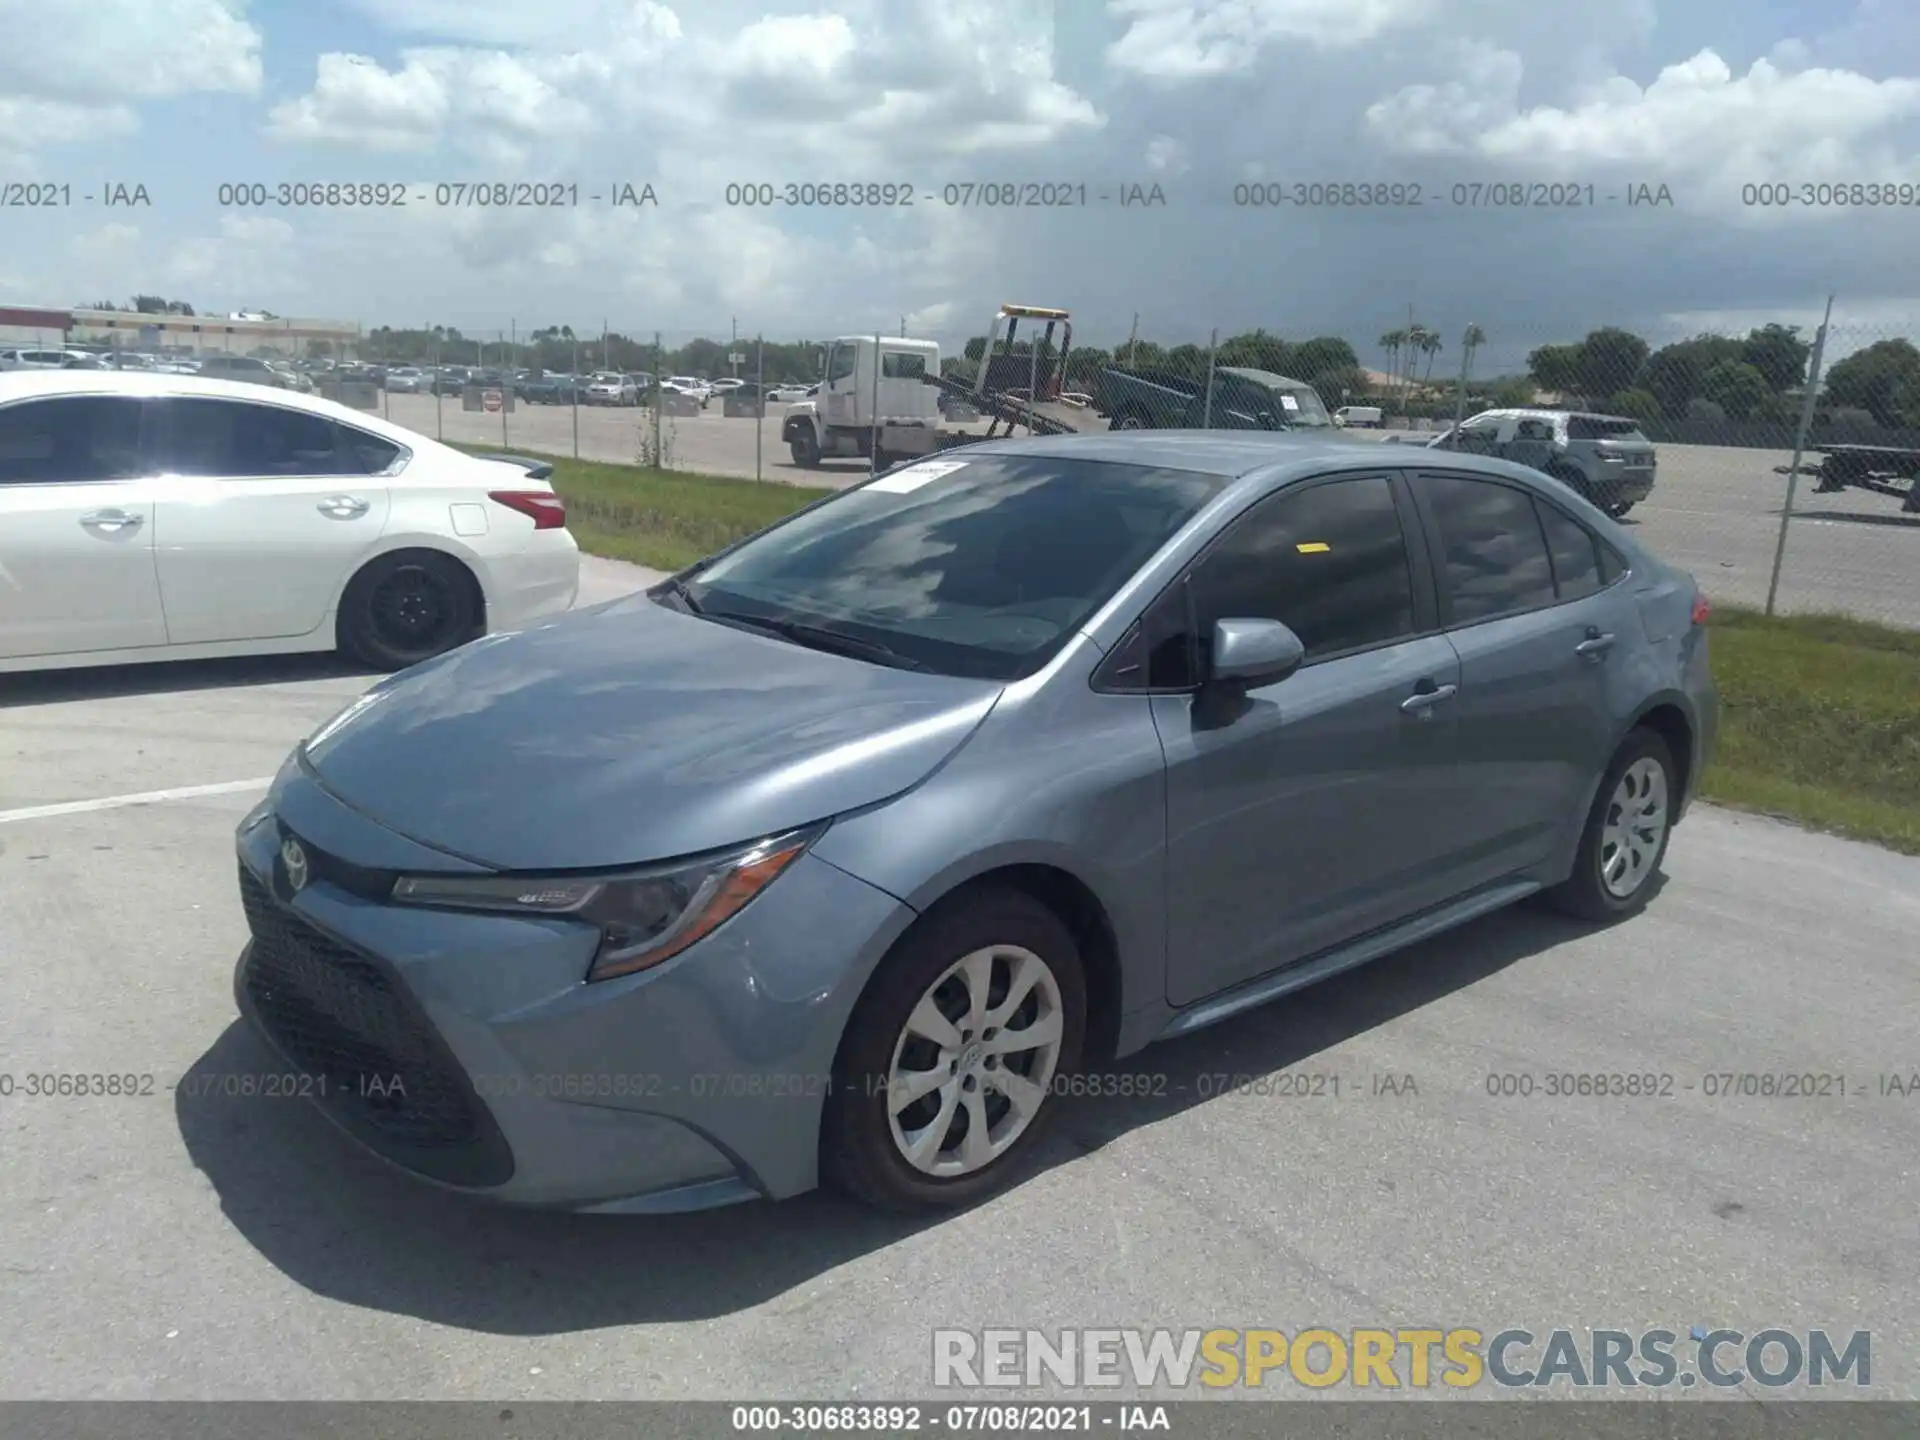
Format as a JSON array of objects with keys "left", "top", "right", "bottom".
[
  {"left": 1109, "top": 410, "right": 1147, "bottom": 431},
  {"left": 1605, "top": 501, "right": 1635, "bottom": 519},
  {"left": 821, "top": 887, "right": 1087, "bottom": 1213},
  {"left": 790, "top": 429, "right": 821, "bottom": 467},
  {"left": 337, "top": 551, "right": 479, "bottom": 671},
  {"left": 1546, "top": 728, "right": 1677, "bottom": 923}
]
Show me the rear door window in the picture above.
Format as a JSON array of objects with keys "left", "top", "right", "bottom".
[
  {"left": 1420, "top": 472, "right": 1558, "bottom": 624},
  {"left": 158, "top": 398, "right": 349, "bottom": 476},
  {"left": 1568, "top": 416, "right": 1646, "bottom": 442}
]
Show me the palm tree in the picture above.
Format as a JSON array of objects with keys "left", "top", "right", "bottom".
[
  {"left": 1416, "top": 327, "right": 1443, "bottom": 388},
  {"left": 1461, "top": 324, "right": 1486, "bottom": 379},
  {"left": 1378, "top": 329, "right": 1406, "bottom": 405}
]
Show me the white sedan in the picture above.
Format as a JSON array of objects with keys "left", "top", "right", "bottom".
[{"left": 0, "top": 371, "right": 580, "bottom": 675}]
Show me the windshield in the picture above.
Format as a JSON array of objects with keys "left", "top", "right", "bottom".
[
  {"left": 1269, "top": 384, "right": 1332, "bottom": 427},
  {"left": 680, "top": 454, "right": 1231, "bottom": 681}
]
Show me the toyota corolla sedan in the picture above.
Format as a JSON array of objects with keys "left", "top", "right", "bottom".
[
  {"left": 233, "top": 433, "right": 1716, "bottom": 1215},
  {"left": 0, "top": 371, "right": 579, "bottom": 674}
]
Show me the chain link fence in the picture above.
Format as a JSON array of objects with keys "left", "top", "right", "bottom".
[{"left": 310, "top": 311, "right": 1920, "bottom": 630}]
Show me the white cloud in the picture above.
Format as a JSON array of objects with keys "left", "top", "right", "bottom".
[
  {"left": 1367, "top": 46, "right": 1920, "bottom": 181},
  {"left": 1144, "top": 134, "right": 1191, "bottom": 173},
  {"left": 0, "top": 0, "right": 259, "bottom": 166},
  {"left": 0, "top": 0, "right": 261, "bottom": 101},
  {"left": 1106, "top": 0, "right": 1434, "bottom": 78},
  {"left": 8, "top": 0, "right": 1920, "bottom": 349},
  {"left": 0, "top": 99, "right": 139, "bottom": 171}
]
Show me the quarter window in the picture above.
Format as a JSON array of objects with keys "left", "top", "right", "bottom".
[
  {"left": 1534, "top": 500, "right": 1603, "bottom": 600},
  {"left": 0, "top": 397, "right": 146, "bottom": 483},
  {"left": 158, "top": 399, "right": 347, "bottom": 477},
  {"left": 1422, "top": 473, "right": 1558, "bottom": 624}
]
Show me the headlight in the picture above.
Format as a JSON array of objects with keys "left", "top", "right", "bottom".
[{"left": 388, "top": 826, "right": 820, "bottom": 981}]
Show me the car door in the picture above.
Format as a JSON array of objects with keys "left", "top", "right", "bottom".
[
  {"left": 1439, "top": 414, "right": 1503, "bottom": 457},
  {"left": 0, "top": 394, "right": 168, "bottom": 659},
  {"left": 148, "top": 395, "right": 394, "bottom": 645},
  {"left": 1152, "top": 471, "right": 1469, "bottom": 1007},
  {"left": 1405, "top": 468, "right": 1633, "bottom": 887},
  {"left": 1504, "top": 416, "right": 1557, "bottom": 472}
]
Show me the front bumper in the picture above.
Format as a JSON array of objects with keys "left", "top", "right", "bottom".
[
  {"left": 231, "top": 767, "right": 914, "bottom": 1210},
  {"left": 1605, "top": 466, "right": 1657, "bottom": 503}
]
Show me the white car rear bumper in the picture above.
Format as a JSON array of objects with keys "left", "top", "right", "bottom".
[{"left": 482, "top": 530, "right": 581, "bottom": 632}]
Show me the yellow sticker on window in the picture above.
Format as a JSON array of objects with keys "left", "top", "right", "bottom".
[{"left": 1296, "top": 541, "right": 1330, "bottom": 553}]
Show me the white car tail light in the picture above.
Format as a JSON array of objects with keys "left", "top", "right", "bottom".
[{"left": 489, "top": 490, "right": 567, "bottom": 529}]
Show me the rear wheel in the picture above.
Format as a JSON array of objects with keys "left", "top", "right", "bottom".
[
  {"left": 337, "top": 551, "right": 479, "bottom": 671},
  {"left": 1110, "top": 410, "right": 1146, "bottom": 431},
  {"left": 822, "top": 888, "right": 1086, "bottom": 1213},
  {"left": 1547, "top": 729, "right": 1676, "bottom": 922}
]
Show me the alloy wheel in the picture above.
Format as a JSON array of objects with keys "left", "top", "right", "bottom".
[
  {"left": 369, "top": 566, "right": 451, "bottom": 649},
  {"left": 885, "top": 945, "right": 1065, "bottom": 1178}
]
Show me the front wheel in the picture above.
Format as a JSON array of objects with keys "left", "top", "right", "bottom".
[
  {"left": 1605, "top": 501, "right": 1635, "bottom": 519},
  {"left": 337, "top": 551, "right": 478, "bottom": 671},
  {"left": 821, "top": 888, "right": 1086, "bottom": 1213},
  {"left": 1547, "top": 729, "right": 1677, "bottom": 922},
  {"left": 789, "top": 429, "right": 821, "bottom": 467},
  {"left": 1109, "top": 411, "right": 1146, "bottom": 431}
]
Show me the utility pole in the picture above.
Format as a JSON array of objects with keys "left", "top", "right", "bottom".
[
  {"left": 730, "top": 317, "right": 738, "bottom": 378},
  {"left": 1766, "top": 294, "right": 1835, "bottom": 616}
]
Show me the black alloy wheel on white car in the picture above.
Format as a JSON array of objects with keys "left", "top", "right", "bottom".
[{"left": 338, "top": 551, "right": 479, "bottom": 671}]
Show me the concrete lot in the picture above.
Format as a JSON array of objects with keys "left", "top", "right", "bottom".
[
  {"left": 376, "top": 393, "right": 1920, "bottom": 629},
  {"left": 2, "top": 554, "right": 1917, "bottom": 1400}
]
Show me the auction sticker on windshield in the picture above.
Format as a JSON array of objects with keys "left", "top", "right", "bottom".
[
  {"left": 867, "top": 459, "right": 970, "bottom": 494},
  {"left": 1280, "top": 393, "right": 1299, "bottom": 411}
]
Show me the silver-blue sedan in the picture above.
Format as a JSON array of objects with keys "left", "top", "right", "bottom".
[{"left": 232, "top": 432, "right": 1717, "bottom": 1214}]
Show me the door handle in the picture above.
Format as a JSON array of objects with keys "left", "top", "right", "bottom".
[
  {"left": 80, "top": 508, "right": 142, "bottom": 533},
  {"left": 1400, "top": 682, "right": 1458, "bottom": 716},
  {"left": 1575, "top": 631, "right": 1617, "bottom": 658},
  {"left": 317, "top": 495, "right": 371, "bottom": 519}
]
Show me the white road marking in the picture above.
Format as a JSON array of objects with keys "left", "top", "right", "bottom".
[{"left": 0, "top": 778, "right": 273, "bottom": 825}]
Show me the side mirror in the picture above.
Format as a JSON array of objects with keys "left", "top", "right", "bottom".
[{"left": 1208, "top": 618, "right": 1305, "bottom": 689}]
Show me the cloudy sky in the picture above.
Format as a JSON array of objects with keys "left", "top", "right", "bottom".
[{"left": 2, "top": 0, "right": 1918, "bottom": 370}]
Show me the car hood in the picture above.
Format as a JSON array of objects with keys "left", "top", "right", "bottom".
[{"left": 300, "top": 593, "right": 1004, "bottom": 870}]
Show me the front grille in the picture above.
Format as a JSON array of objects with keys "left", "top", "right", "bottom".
[{"left": 237, "top": 862, "right": 513, "bottom": 1187}]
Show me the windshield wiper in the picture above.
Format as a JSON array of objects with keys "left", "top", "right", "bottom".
[
  {"left": 705, "top": 612, "right": 931, "bottom": 671},
  {"left": 655, "top": 577, "right": 704, "bottom": 614}
]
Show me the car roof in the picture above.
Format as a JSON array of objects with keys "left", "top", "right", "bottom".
[
  {"left": 0, "top": 369, "right": 432, "bottom": 450},
  {"left": 1217, "top": 367, "right": 1315, "bottom": 388}
]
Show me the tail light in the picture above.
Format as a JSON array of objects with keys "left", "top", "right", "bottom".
[
  {"left": 1690, "top": 591, "right": 1711, "bottom": 626},
  {"left": 489, "top": 490, "right": 566, "bottom": 529}
]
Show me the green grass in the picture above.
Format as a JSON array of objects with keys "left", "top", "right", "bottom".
[
  {"left": 458, "top": 445, "right": 829, "bottom": 571},
  {"left": 1700, "top": 607, "right": 1920, "bottom": 854},
  {"left": 462, "top": 445, "right": 1920, "bottom": 854}
]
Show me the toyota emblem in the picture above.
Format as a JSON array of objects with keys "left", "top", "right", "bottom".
[{"left": 280, "top": 836, "right": 310, "bottom": 893}]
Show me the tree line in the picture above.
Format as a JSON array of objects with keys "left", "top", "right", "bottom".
[
  {"left": 97, "top": 299, "right": 1920, "bottom": 426},
  {"left": 1527, "top": 325, "right": 1920, "bottom": 428}
]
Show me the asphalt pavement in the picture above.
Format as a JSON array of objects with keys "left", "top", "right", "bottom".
[{"left": 2, "top": 553, "right": 1916, "bottom": 1401}]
